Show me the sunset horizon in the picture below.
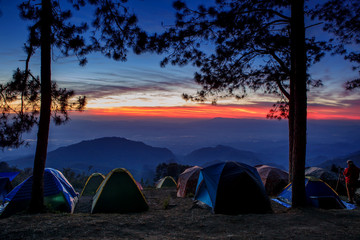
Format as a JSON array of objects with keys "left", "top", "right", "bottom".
[
  {"left": 71, "top": 102, "right": 360, "bottom": 121},
  {"left": 1, "top": 1, "right": 360, "bottom": 125}
]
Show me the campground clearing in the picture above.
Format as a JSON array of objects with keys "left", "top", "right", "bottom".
[{"left": 1, "top": 188, "right": 360, "bottom": 239}]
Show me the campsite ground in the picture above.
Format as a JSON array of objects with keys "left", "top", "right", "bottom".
[{"left": 1, "top": 188, "right": 360, "bottom": 240}]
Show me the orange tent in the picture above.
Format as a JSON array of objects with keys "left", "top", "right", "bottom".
[
  {"left": 177, "top": 166, "right": 202, "bottom": 197},
  {"left": 255, "top": 165, "right": 289, "bottom": 196}
]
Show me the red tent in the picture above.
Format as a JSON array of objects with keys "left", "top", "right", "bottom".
[
  {"left": 177, "top": 166, "right": 202, "bottom": 198},
  {"left": 255, "top": 165, "right": 289, "bottom": 196}
]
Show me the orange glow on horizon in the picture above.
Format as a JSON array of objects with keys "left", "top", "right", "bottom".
[
  {"left": 82, "top": 105, "right": 270, "bottom": 119},
  {"left": 70, "top": 104, "right": 360, "bottom": 120},
  {"left": 308, "top": 105, "right": 360, "bottom": 120}
]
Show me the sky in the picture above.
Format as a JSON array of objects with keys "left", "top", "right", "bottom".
[
  {"left": 0, "top": 0, "right": 359, "bottom": 166},
  {"left": 0, "top": 0, "right": 359, "bottom": 121}
]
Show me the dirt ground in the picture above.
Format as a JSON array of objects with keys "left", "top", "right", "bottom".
[{"left": 1, "top": 188, "right": 360, "bottom": 240}]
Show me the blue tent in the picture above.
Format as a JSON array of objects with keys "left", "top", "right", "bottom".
[
  {"left": 0, "top": 172, "right": 19, "bottom": 203},
  {"left": 1, "top": 168, "right": 78, "bottom": 217},
  {"left": 274, "top": 176, "right": 348, "bottom": 209},
  {"left": 194, "top": 161, "right": 272, "bottom": 214},
  {"left": 0, "top": 178, "right": 12, "bottom": 202},
  {"left": 0, "top": 172, "right": 20, "bottom": 182}
]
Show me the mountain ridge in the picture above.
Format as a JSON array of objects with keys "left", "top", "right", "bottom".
[
  {"left": 7, "top": 136, "right": 360, "bottom": 181},
  {"left": 7, "top": 137, "right": 265, "bottom": 180},
  {"left": 8, "top": 137, "right": 176, "bottom": 180},
  {"left": 184, "top": 144, "right": 262, "bottom": 167}
]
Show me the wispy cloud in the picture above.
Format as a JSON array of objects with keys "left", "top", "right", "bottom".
[{"left": 53, "top": 66, "right": 197, "bottom": 102}]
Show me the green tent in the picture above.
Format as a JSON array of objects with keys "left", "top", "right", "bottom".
[
  {"left": 156, "top": 176, "right": 177, "bottom": 188},
  {"left": 91, "top": 168, "right": 148, "bottom": 213},
  {"left": 80, "top": 173, "right": 105, "bottom": 196}
]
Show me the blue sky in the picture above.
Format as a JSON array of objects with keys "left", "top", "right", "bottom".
[
  {"left": 0, "top": 0, "right": 360, "bottom": 163},
  {"left": 0, "top": 0, "right": 203, "bottom": 108},
  {"left": 0, "top": 0, "right": 359, "bottom": 119}
]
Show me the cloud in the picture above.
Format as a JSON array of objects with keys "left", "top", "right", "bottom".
[
  {"left": 53, "top": 66, "right": 197, "bottom": 100},
  {"left": 45, "top": 57, "right": 360, "bottom": 121}
]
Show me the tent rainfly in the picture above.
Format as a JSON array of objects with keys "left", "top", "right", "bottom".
[
  {"left": 195, "top": 161, "right": 272, "bottom": 214},
  {"left": 80, "top": 173, "right": 105, "bottom": 196},
  {"left": 91, "top": 168, "right": 148, "bottom": 213},
  {"left": 274, "top": 176, "right": 349, "bottom": 209},
  {"left": 156, "top": 176, "right": 177, "bottom": 189},
  {"left": 255, "top": 165, "right": 289, "bottom": 196},
  {"left": 177, "top": 166, "right": 202, "bottom": 197},
  {"left": 0, "top": 168, "right": 78, "bottom": 218}
]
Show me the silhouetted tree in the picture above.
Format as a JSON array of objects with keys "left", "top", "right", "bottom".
[
  {"left": 0, "top": 162, "right": 33, "bottom": 187},
  {"left": 61, "top": 168, "right": 88, "bottom": 190},
  {"left": 290, "top": 0, "right": 307, "bottom": 207},
  {"left": 1, "top": 0, "right": 145, "bottom": 213},
  {"left": 15, "top": 0, "right": 89, "bottom": 213},
  {"left": 0, "top": 161, "right": 19, "bottom": 172},
  {"left": 313, "top": 1, "right": 360, "bottom": 90},
  {"left": 148, "top": 0, "right": 332, "bottom": 207},
  {"left": 155, "top": 162, "right": 191, "bottom": 182},
  {"left": 154, "top": 163, "right": 168, "bottom": 182}
]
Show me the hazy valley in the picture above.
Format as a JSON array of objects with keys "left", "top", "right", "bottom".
[
  {"left": 0, "top": 118, "right": 360, "bottom": 181},
  {"left": 4, "top": 117, "right": 360, "bottom": 181}
]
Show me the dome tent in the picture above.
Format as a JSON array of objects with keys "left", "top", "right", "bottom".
[
  {"left": 1, "top": 168, "right": 78, "bottom": 218},
  {"left": 0, "top": 178, "right": 13, "bottom": 203},
  {"left": 0, "top": 172, "right": 19, "bottom": 202},
  {"left": 177, "top": 166, "right": 202, "bottom": 198},
  {"left": 305, "top": 167, "right": 346, "bottom": 195},
  {"left": 195, "top": 161, "right": 272, "bottom": 214},
  {"left": 91, "top": 168, "right": 148, "bottom": 213},
  {"left": 0, "top": 172, "right": 20, "bottom": 182},
  {"left": 155, "top": 176, "right": 177, "bottom": 188},
  {"left": 80, "top": 173, "right": 105, "bottom": 196},
  {"left": 255, "top": 165, "right": 289, "bottom": 196},
  {"left": 274, "top": 176, "right": 347, "bottom": 209}
]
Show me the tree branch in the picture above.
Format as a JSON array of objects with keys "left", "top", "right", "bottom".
[
  {"left": 305, "top": 22, "right": 323, "bottom": 29},
  {"left": 267, "top": 51, "right": 290, "bottom": 99}
]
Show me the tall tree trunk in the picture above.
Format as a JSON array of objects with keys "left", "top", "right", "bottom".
[
  {"left": 28, "top": 0, "right": 52, "bottom": 213},
  {"left": 288, "top": 0, "right": 296, "bottom": 184},
  {"left": 288, "top": 96, "right": 294, "bottom": 183},
  {"left": 290, "top": 0, "right": 307, "bottom": 207}
]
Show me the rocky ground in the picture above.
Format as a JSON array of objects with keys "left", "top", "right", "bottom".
[{"left": 1, "top": 188, "right": 360, "bottom": 239}]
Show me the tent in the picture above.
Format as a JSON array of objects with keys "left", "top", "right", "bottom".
[
  {"left": 0, "top": 172, "right": 20, "bottom": 182},
  {"left": 0, "top": 168, "right": 78, "bottom": 218},
  {"left": 194, "top": 161, "right": 272, "bottom": 214},
  {"left": 155, "top": 176, "right": 177, "bottom": 189},
  {"left": 255, "top": 165, "right": 289, "bottom": 196},
  {"left": 0, "top": 172, "right": 20, "bottom": 202},
  {"left": 91, "top": 168, "right": 148, "bottom": 213},
  {"left": 274, "top": 176, "right": 347, "bottom": 209},
  {"left": 177, "top": 166, "right": 202, "bottom": 197},
  {"left": 0, "top": 178, "right": 13, "bottom": 203},
  {"left": 305, "top": 167, "right": 346, "bottom": 195},
  {"left": 80, "top": 173, "right": 105, "bottom": 196}
]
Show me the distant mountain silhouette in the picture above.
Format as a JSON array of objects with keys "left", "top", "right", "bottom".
[
  {"left": 184, "top": 145, "right": 262, "bottom": 167},
  {"left": 4, "top": 118, "right": 360, "bottom": 171},
  {"left": 9, "top": 137, "right": 176, "bottom": 180},
  {"left": 8, "top": 135, "right": 360, "bottom": 180},
  {"left": 319, "top": 150, "right": 360, "bottom": 169}
]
